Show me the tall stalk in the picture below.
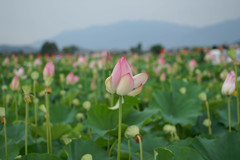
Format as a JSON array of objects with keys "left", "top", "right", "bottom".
[
  {"left": 137, "top": 135, "right": 143, "bottom": 160},
  {"left": 25, "top": 101, "right": 29, "bottom": 155},
  {"left": 33, "top": 80, "right": 38, "bottom": 140},
  {"left": 128, "top": 139, "right": 131, "bottom": 160},
  {"left": 117, "top": 96, "right": 123, "bottom": 160},
  {"left": 205, "top": 100, "right": 212, "bottom": 135},
  {"left": 234, "top": 65, "right": 240, "bottom": 125},
  {"left": 228, "top": 97, "right": 232, "bottom": 133},
  {"left": 45, "top": 93, "right": 52, "bottom": 153},
  {"left": 4, "top": 116, "right": 8, "bottom": 160}
]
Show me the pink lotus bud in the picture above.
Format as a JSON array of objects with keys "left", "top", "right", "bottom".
[
  {"left": 89, "top": 61, "right": 96, "bottom": 69},
  {"left": 189, "top": 59, "right": 197, "bottom": 70},
  {"left": 78, "top": 56, "right": 87, "bottom": 66},
  {"left": 101, "top": 50, "right": 108, "bottom": 57},
  {"left": 160, "top": 72, "right": 166, "bottom": 82},
  {"left": 105, "top": 56, "right": 148, "bottom": 96},
  {"left": 2, "top": 57, "right": 10, "bottom": 66},
  {"left": 34, "top": 58, "right": 42, "bottom": 66},
  {"left": 158, "top": 57, "right": 165, "bottom": 65},
  {"left": 14, "top": 67, "right": 24, "bottom": 77},
  {"left": 66, "top": 72, "right": 79, "bottom": 85},
  {"left": 222, "top": 71, "right": 235, "bottom": 96},
  {"left": 10, "top": 75, "right": 21, "bottom": 91},
  {"left": 73, "top": 62, "right": 78, "bottom": 68},
  {"left": 43, "top": 62, "right": 55, "bottom": 78}
]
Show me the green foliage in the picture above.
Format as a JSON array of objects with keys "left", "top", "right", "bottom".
[
  {"left": 150, "top": 44, "right": 163, "bottom": 54},
  {"left": 40, "top": 41, "right": 58, "bottom": 55}
]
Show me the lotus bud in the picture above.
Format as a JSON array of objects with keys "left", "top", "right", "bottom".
[
  {"left": 91, "top": 80, "right": 97, "bottom": 90},
  {"left": 43, "top": 62, "right": 55, "bottom": 78},
  {"left": 1, "top": 85, "right": 7, "bottom": 91},
  {"left": 76, "top": 113, "right": 85, "bottom": 121},
  {"left": 125, "top": 125, "right": 140, "bottom": 139},
  {"left": 105, "top": 56, "right": 148, "bottom": 96},
  {"left": 81, "top": 154, "right": 93, "bottom": 160},
  {"left": 179, "top": 87, "right": 186, "bottom": 95},
  {"left": 10, "top": 76, "right": 21, "bottom": 91},
  {"left": 39, "top": 104, "right": 47, "bottom": 113},
  {"left": 31, "top": 71, "right": 39, "bottom": 80},
  {"left": 203, "top": 119, "right": 211, "bottom": 127},
  {"left": 34, "top": 58, "right": 42, "bottom": 66},
  {"left": 83, "top": 101, "right": 91, "bottom": 111},
  {"left": 0, "top": 107, "right": 5, "bottom": 117},
  {"left": 14, "top": 67, "right": 24, "bottom": 77},
  {"left": 222, "top": 71, "right": 235, "bottom": 96},
  {"left": 44, "top": 77, "right": 53, "bottom": 87},
  {"left": 60, "top": 90, "right": 66, "bottom": 96},
  {"left": 2, "top": 57, "right": 10, "bottom": 66},
  {"left": 66, "top": 72, "right": 79, "bottom": 85},
  {"left": 72, "top": 98, "right": 80, "bottom": 106},
  {"left": 188, "top": 59, "right": 197, "bottom": 71},
  {"left": 160, "top": 72, "right": 166, "bottom": 82},
  {"left": 198, "top": 92, "right": 207, "bottom": 101}
]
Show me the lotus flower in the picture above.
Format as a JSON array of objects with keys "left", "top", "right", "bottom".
[
  {"left": 66, "top": 72, "right": 79, "bottom": 85},
  {"left": 105, "top": 56, "right": 148, "bottom": 96},
  {"left": 10, "top": 75, "right": 21, "bottom": 91},
  {"left": 189, "top": 59, "right": 197, "bottom": 71},
  {"left": 160, "top": 72, "right": 166, "bottom": 82},
  {"left": 2, "top": 57, "right": 9, "bottom": 66},
  {"left": 43, "top": 62, "right": 55, "bottom": 78},
  {"left": 78, "top": 56, "right": 87, "bottom": 66},
  {"left": 158, "top": 57, "right": 165, "bottom": 65},
  {"left": 14, "top": 67, "right": 24, "bottom": 77},
  {"left": 222, "top": 71, "right": 235, "bottom": 96},
  {"left": 34, "top": 58, "right": 42, "bottom": 66}
]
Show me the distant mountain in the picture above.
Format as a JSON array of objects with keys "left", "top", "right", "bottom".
[
  {"left": 32, "top": 18, "right": 240, "bottom": 50},
  {"left": 0, "top": 45, "right": 38, "bottom": 53}
]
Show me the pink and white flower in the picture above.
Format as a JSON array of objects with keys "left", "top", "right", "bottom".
[
  {"left": 222, "top": 71, "right": 235, "bottom": 96},
  {"left": 14, "top": 67, "right": 24, "bottom": 77},
  {"left": 10, "top": 75, "right": 21, "bottom": 91},
  {"left": 43, "top": 62, "right": 55, "bottom": 78},
  {"left": 66, "top": 72, "right": 79, "bottom": 85},
  {"left": 105, "top": 56, "right": 148, "bottom": 96}
]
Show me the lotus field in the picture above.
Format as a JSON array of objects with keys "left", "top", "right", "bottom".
[{"left": 1, "top": 50, "right": 240, "bottom": 160}]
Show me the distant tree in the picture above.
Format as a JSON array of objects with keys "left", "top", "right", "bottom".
[
  {"left": 150, "top": 44, "right": 164, "bottom": 55},
  {"left": 130, "top": 43, "right": 142, "bottom": 54},
  {"left": 40, "top": 41, "right": 58, "bottom": 55},
  {"left": 62, "top": 45, "right": 79, "bottom": 54}
]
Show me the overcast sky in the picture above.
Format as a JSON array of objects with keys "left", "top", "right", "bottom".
[{"left": 1, "top": 0, "right": 240, "bottom": 46}]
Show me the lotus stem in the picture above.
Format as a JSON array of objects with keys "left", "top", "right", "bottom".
[
  {"left": 205, "top": 100, "right": 212, "bottom": 135},
  {"left": 228, "top": 96, "right": 231, "bottom": 133},
  {"left": 4, "top": 117, "right": 8, "bottom": 160},
  {"left": 234, "top": 65, "right": 239, "bottom": 126},
  {"left": 45, "top": 93, "right": 52, "bottom": 153},
  {"left": 25, "top": 101, "right": 29, "bottom": 155},
  {"left": 137, "top": 135, "right": 143, "bottom": 160},
  {"left": 128, "top": 139, "right": 131, "bottom": 160},
  {"left": 117, "top": 96, "right": 123, "bottom": 160}
]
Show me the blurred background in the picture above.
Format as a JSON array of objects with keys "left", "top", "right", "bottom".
[{"left": 0, "top": 0, "right": 240, "bottom": 54}]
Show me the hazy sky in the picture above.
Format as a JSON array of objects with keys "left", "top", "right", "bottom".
[{"left": 1, "top": 0, "right": 240, "bottom": 45}]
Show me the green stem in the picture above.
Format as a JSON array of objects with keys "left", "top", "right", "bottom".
[
  {"left": 4, "top": 117, "right": 8, "bottom": 160},
  {"left": 117, "top": 96, "right": 123, "bottom": 160},
  {"left": 205, "top": 101, "right": 212, "bottom": 135},
  {"left": 45, "top": 93, "right": 52, "bottom": 154},
  {"left": 137, "top": 135, "right": 143, "bottom": 160},
  {"left": 228, "top": 97, "right": 232, "bottom": 133},
  {"left": 128, "top": 139, "right": 131, "bottom": 160},
  {"left": 110, "top": 94, "right": 114, "bottom": 107},
  {"left": 33, "top": 80, "right": 38, "bottom": 142},
  {"left": 25, "top": 102, "right": 29, "bottom": 155},
  {"left": 108, "top": 139, "right": 117, "bottom": 157},
  {"left": 15, "top": 92, "right": 19, "bottom": 121},
  {"left": 234, "top": 65, "right": 240, "bottom": 125}
]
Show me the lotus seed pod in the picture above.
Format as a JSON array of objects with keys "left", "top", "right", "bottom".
[
  {"left": 60, "top": 90, "right": 66, "bottom": 96},
  {"left": 44, "top": 77, "right": 53, "bottom": 87},
  {"left": 179, "top": 87, "right": 186, "bottom": 95},
  {"left": 76, "top": 113, "right": 85, "bottom": 121},
  {"left": 0, "top": 107, "right": 5, "bottom": 117},
  {"left": 125, "top": 125, "right": 140, "bottom": 139},
  {"left": 39, "top": 90, "right": 46, "bottom": 97},
  {"left": 81, "top": 154, "right": 92, "bottom": 160},
  {"left": 203, "top": 119, "right": 211, "bottom": 127},
  {"left": 59, "top": 73, "right": 65, "bottom": 83},
  {"left": 163, "top": 124, "right": 176, "bottom": 134},
  {"left": 1, "top": 85, "right": 7, "bottom": 91},
  {"left": 22, "top": 85, "right": 31, "bottom": 95},
  {"left": 198, "top": 92, "right": 207, "bottom": 101},
  {"left": 34, "top": 98, "right": 39, "bottom": 104},
  {"left": 83, "top": 101, "right": 91, "bottom": 111},
  {"left": 31, "top": 71, "right": 39, "bottom": 80},
  {"left": 72, "top": 99, "right": 80, "bottom": 106}
]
